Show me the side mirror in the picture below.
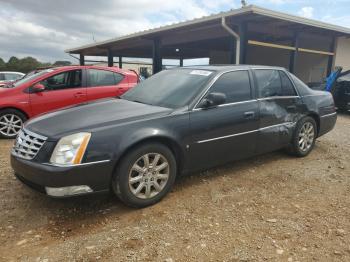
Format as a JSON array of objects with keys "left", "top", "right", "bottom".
[
  {"left": 198, "top": 92, "right": 226, "bottom": 109},
  {"left": 32, "top": 83, "right": 45, "bottom": 93}
]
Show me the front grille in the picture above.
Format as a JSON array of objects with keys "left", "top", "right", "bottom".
[{"left": 12, "top": 129, "right": 47, "bottom": 160}]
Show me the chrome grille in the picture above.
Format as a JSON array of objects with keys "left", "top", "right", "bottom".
[{"left": 12, "top": 129, "right": 47, "bottom": 160}]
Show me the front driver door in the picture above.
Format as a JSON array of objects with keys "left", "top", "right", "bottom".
[
  {"left": 29, "top": 69, "right": 87, "bottom": 116},
  {"left": 189, "top": 70, "right": 259, "bottom": 171}
]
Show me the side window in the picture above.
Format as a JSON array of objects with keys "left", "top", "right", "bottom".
[
  {"left": 206, "top": 71, "right": 251, "bottom": 104},
  {"left": 88, "top": 69, "right": 124, "bottom": 87},
  {"left": 0, "top": 73, "right": 5, "bottom": 81},
  {"left": 113, "top": 72, "right": 124, "bottom": 84},
  {"left": 255, "top": 70, "right": 281, "bottom": 98},
  {"left": 40, "top": 70, "right": 82, "bottom": 91},
  {"left": 279, "top": 71, "right": 297, "bottom": 96},
  {"left": 5, "top": 74, "right": 19, "bottom": 80}
]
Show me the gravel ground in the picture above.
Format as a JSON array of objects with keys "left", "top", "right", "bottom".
[{"left": 0, "top": 114, "right": 349, "bottom": 262}]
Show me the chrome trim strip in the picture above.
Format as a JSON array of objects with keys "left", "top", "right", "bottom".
[
  {"left": 45, "top": 159, "right": 111, "bottom": 167},
  {"left": 320, "top": 112, "right": 337, "bottom": 118},
  {"left": 196, "top": 122, "right": 295, "bottom": 144},
  {"left": 218, "top": 99, "right": 257, "bottom": 107},
  {"left": 257, "top": 96, "right": 299, "bottom": 101},
  {"left": 197, "top": 129, "right": 258, "bottom": 144},
  {"left": 259, "top": 122, "right": 295, "bottom": 131},
  {"left": 193, "top": 99, "right": 257, "bottom": 111},
  {"left": 302, "top": 94, "right": 326, "bottom": 97}
]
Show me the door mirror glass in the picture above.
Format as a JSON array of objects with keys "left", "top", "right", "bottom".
[
  {"left": 198, "top": 92, "right": 226, "bottom": 108},
  {"left": 32, "top": 83, "right": 45, "bottom": 93}
]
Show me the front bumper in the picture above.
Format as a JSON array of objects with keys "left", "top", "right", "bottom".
[{"left": 11, "top": 155, "right": 114, "bottom": 197}]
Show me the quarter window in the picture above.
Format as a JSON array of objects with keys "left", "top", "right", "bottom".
[
  {"left": 40, "top": 70, "right": 82, "bottom": 91},
  {"left": 255, "top": 70, "right": 281, "bottom": 98},
  {"left": 279, "top": 71, "right": 297, "bottom": 96},
  {"left": 88, "top": 69, "right": 123, "bottom": 87},
  {"left": 5, "top": 74, "right": 20, "bottom": 81},
  {"left": 206, "top": 71, "right": 251, "bottom": 104}
]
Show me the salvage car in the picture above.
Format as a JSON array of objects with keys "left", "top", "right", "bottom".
[
  {"left": 0, "top": 66, "right": 139, "bottom": 138},
  {"left": 11, "top": 65, "right": 337, "bottom": 208},
  {"left": 309, "top": 67, "right": 350, "bottom": 111},
  {"left": 0, "top": 71, "right": 25, "bottom": 88}
]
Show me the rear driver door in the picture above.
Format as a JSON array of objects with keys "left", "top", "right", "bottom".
[
  {"left": 86, "top": 69, "right": 129, "bottom": 101},
  {"left": 254, "top": 69, "right": 301, "bottom": 154}
]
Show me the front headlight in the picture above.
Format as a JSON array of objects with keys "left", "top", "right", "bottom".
[{"left": 50, "top": 132, "right": 91, "bottom": 166}]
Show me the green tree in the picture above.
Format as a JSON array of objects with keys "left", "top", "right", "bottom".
[
  {"left": 0, "top": 58, "right": 6, "bottom": 71},
  {"left": 6, "top": 56, "right": 20, "bottom": 71},
  {"left": 53, "top": 60, "right": 72, "bottom": 66},
  {"left": 17, "top": 57, "right": 41, "bottom": 73}
]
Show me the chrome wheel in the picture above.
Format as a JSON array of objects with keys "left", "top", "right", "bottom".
[
  {"left": 128, "top": 153, "right": 170, "bottom": 199},
  {"left": 298, "top": 122, "right": 315, "bottom": 152},
  {"left": 0, "top": 114, "right": 23, "bottom": 137}
]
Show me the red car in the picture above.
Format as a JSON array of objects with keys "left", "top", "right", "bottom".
[{"left": 0, "top": 66, "right": 139, "bottom": 138}]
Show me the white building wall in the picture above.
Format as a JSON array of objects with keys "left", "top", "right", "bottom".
[{"left": 335, "top": 37, "right": 350, "bottom": 71}]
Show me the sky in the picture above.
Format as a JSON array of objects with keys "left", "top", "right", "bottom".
[{"left": 0, "top": 0, "right": 350, "bottom": 63}]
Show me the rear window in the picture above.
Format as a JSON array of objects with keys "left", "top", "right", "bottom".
[
  {"left": 255, "top": 70, "right": 281, "bottom": 98},
  {"left": 279, "top": 71, "right": 297, "bottom": 96},
  {"left": 88, "top": 69, "right": 124, "bottom": 87}
]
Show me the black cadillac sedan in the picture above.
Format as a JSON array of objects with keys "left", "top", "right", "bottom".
[{"left": 11, "top": 65, "right": 337, "bottom": 208}]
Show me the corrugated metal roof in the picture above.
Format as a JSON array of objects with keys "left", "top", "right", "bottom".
[{"left": 65, "top": 5, "right": 350, "bottom": 53}]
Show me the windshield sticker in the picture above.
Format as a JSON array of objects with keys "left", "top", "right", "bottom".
[{"left": 190, "top": 70, "right": 212, "bottom": 76}]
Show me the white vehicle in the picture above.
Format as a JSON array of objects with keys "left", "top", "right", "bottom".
[{"left": 0, "top": 71, "right": 25, "bottom": 87}]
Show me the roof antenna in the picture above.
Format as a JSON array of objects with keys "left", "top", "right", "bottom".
[{"left": 241, "top": 0, "right": 247, "bottom": 7}]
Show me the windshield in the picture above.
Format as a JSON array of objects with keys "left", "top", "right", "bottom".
[
  {"left": 121, "top": 69, "right": 214, "bottom": 108},
  {"left": 12, "top": 69, "right": 56, "bottom": 88}
]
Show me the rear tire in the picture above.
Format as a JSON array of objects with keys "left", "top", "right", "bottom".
[
  {"left": 287, "top": 116, "right": 317, "bottom": 157},
  {"left": 112, "top": 143, "right": 177, "bottom": 208},
  {"left": 0, "top": 109, "right": 27, "bottom": 139}
]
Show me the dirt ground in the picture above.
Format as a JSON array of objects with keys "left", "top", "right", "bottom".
[{"left": 0, "top": 114, "right": 349, "bottom": 262}]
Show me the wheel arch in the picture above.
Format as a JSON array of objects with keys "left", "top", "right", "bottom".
[
  {"left": 305, "top": 112, "right": 320, "bottom": 136},
  {"left": 0, "top": 106, "right": 30, "bottom": 120},
  {"left": 112, "top": 135, "right": 185, "bottom": 179}
]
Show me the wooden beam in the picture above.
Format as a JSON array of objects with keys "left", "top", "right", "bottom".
[
  {"left": 298, "top": 48, "right": 334, "bottom": 56},
  {"left": 248, "top": 39, "right": 334, "bottom": 56},
  {"left": 248, "top": 40, "right": 296, "bottom": 50}
]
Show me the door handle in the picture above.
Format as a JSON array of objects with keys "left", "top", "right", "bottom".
[
  {"left": 244, "top": 111, "right": 255, "bottom": 119},
  {"left": 287, "top": 105, "right": 296, "bottom": 111},
  {"left": 74, "top": 92, "right": 86, "bottom": 98}
]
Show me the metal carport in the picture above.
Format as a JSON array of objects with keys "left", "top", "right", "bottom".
[{"left": 65, "top": 5, "right": 350, "bottom": 83}]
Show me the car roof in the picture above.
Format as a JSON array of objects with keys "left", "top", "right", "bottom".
[
  {"left": 0, "top": 71, "right": 25, "bottom": 75},
  {"left": 178, "top": 65, "right": 286, "bottom": 72},
  {"left": 47, "top": 65, "right": 136, "bottom": 76}
]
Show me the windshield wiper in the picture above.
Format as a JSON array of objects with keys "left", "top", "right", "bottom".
[{"left": 131, "top": 100, "right": 146, "bottom": 104}]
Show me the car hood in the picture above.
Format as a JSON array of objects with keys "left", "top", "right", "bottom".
[{"left": 25, "top": 98, "right": 173, "bottom": 139}]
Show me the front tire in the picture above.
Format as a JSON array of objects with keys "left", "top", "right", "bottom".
[
  {"left": 112, "top": 143, "right": 177, "bottom": 208},
  {"left": 288, "top": 116, "right": 317, "bottom": 157},
  {"left": 0, "top": 109, "right": 27, "bottom": 139}
]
